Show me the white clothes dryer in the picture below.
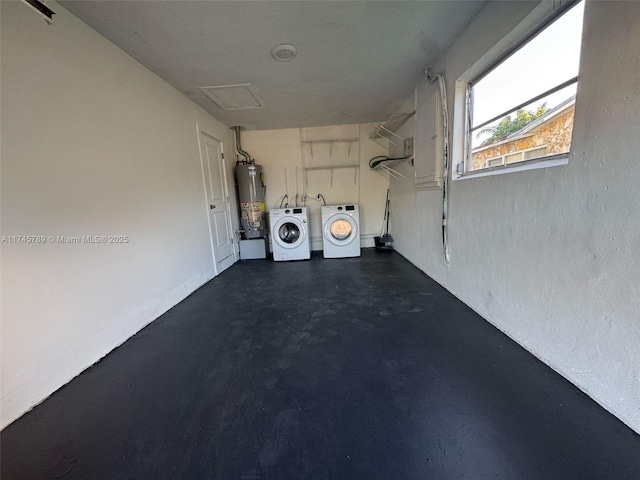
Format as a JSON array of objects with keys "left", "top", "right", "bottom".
[
  {"left": 321, "top": 205, "right": 361, "bottom": 258},
  {"left": 269, "top": 207, "right": 311, "bottom": 261}
]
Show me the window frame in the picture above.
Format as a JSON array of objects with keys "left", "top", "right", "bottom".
[{"left": 452, "top": 0, "right": 582, "bottom": 181}]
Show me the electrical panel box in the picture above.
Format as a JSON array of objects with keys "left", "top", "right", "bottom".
[
  {"left": 414, "top": 90, "right": 443, "bottom": 190},
  {"left": 403, "top": 137, "right": 414, "bottom": 158}
]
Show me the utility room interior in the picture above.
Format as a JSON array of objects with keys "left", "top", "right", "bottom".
[{"left": 1, "top": 1, "right": 639, "bottom": 478}]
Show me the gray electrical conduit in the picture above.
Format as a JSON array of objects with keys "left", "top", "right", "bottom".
[{"left": 426, "top": 69, "right": 451, "bottom": 265}]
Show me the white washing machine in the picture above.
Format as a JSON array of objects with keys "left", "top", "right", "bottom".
[
  {"left": 321, "top": 204, "right": 361, "bottom": 258},
  {"left": 269, "top": 207, "right": 311, "bottom": 261}
]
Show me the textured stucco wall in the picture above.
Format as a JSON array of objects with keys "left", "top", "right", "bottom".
[{"left": 390, "top": 0, "right": 640, "bottom": 433}]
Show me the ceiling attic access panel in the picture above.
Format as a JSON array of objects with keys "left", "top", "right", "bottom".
[{"left": 198, "top": 84, "right": 266, "bottom": 111}]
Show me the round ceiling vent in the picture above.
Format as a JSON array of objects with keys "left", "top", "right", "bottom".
[{"left": 271, "top": 44, "right": 297, "bottom": 62}]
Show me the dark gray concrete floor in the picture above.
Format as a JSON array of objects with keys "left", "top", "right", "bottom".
[{"left": 2, "top": 249, "right": 639, "bottom": 479}]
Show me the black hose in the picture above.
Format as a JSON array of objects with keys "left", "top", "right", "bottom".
[{"left": 368, "top": 155, "right": 409, "bottom": 169}]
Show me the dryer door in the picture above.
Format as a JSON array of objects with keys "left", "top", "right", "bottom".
[
  {"left": 324, "top": 214, "right": 358, "bottom": 247},
  {"left": 273, "top": 217, "right": 306, "bottom": 249}
]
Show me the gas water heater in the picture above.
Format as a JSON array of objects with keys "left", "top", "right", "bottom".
[
  {"left": 232, "top": 126, "right": 266, "bottom": 241},
  {"left": 236, "top": 163, "right": 266, "bottom": 239}
]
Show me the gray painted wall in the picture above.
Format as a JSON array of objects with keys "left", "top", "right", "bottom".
[
  {"left": 0, "top": 1, "right": 239, "bottom": 428},
  {"left": 390, "top": 1, "right": 640, "bottom": 433}
]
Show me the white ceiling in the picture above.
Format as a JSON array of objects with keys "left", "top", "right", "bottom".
[{"left": 59, "top": 0, "right": 487, "bottom": 130}]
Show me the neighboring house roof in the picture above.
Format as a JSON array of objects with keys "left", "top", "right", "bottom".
[{"left": 473, "top": 95, "right": 576, "bottom": 153}]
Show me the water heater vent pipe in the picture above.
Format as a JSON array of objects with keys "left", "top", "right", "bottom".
[{"left": 231, "top": 126, "right": 252, "bottom": 164}]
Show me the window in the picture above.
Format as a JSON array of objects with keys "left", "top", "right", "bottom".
[
  {"left": 523, "top": 146, "right": 548, "bottom": 161},
  {"left": 456, "top": 1, "right": 584, "bottom": 177},
  {"left": 486, "top": 157, "right": 504, "bottom": 168},
  {"left": 483, "top": 146, "right": 549, "bottom": 169}
]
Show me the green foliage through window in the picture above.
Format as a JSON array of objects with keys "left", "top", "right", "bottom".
[{"left": 476, "top": 104, "right": 548, "bottom": 146}]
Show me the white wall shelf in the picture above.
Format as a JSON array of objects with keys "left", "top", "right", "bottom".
[
  {"left": 301, "top": 137, "right": 359, "bottom": 157},
  {"left": 369, "top": 111, "right": 415, "bottom": 149},
  {"left": 304, "top": 165, "right": 359, "bottom": 186}
]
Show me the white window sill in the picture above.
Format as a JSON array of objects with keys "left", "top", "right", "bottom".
[{"left": 452, "top": 154, "right": 569, "bottom": 181}]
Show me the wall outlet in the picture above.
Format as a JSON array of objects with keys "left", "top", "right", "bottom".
[{"left": 403, "top": 137, "right": 414, "bottom": 157}]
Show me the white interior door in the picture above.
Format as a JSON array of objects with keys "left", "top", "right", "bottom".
[{"left": 198, "top": 131, "right": 235, "bottom": 275}]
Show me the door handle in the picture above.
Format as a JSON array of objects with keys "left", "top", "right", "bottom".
[{"left": 210, "top": 204, "right": 216, "bottom": 209}]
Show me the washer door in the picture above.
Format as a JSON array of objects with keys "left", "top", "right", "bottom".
[
  {"left": 273, "top": 217, "right": 306, "bottom": 249},
  {"left": 324, "top": 214, "right": 358, "bottom": 247}
]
